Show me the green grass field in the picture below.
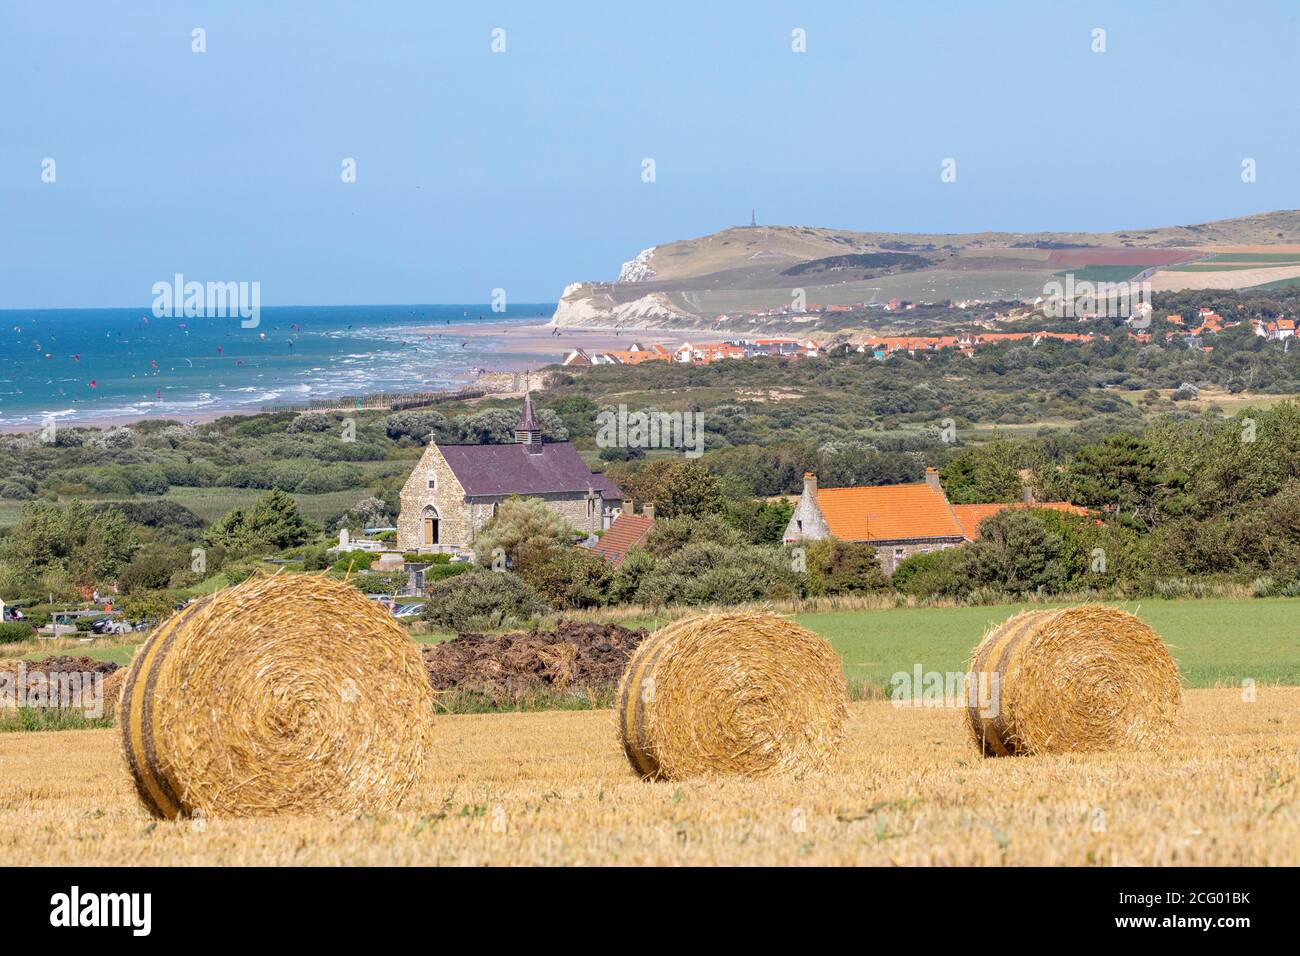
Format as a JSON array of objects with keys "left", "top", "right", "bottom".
[
  {"left": 1249, "top": 275, "right": 1300, "bottom": 291},
  {"left": 796, "top": 597, "right": 1300, "bottom": 691},
  {"left": 1164, "top": 263, "right": 1297, "bottom": 272},
  {"left": 1206, "top": 252, "right": 1300, "bottom": 263}
]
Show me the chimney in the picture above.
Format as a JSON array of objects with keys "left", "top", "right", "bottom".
[
  {"left": 626, "top": 498, "right": 635, "bottom": 515},
  {"left": 643, "top": 503, "right": 655, "bottom": 520},
  {"left": 803, "top": 471, "right": 818, "bottom": 497},
  {"left": 924, "top": 467, "right": 941, "bottom": 492}
]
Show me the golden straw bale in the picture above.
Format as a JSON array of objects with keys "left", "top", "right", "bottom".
[
  {"left": 966, "top": 605, "right": 1181, "bottom": 757},
  {"left": 617, "top": 611, "right": 847, "bottom": 780},
  {"left": 119, "top": 574, "right": 436, "bottom": 818}
]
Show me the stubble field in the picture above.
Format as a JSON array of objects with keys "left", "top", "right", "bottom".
[{"left": 3, "top": 687, "right": 1297, "bottom": 865}]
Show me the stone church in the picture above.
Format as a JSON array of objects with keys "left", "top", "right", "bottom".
[{"left": 397, "top": 395, "right": 624, "bottom": 555}]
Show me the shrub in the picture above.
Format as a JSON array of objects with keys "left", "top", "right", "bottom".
[
  {"left": 119, "top": 589, "right": 182, "bottom": 622},
  {"left": 332, "top": 550, "right": 378, "bottom": 573},
  {"left": 608, "top": 547, "right": 657, "bottom": 604},
  {"left": 802, "top": 539, "right": 888, "bottom": 596},
  {"left": 384, "top": 410, "right": 449, "bottom": 443},
  {"left": 119, "top": 551, "right": 180, "bottom": 593},
  {"left": 288, "top": 412, "right": 333, "bottom": 433},
  {"left": 516, "top": 544, "right": 612, "bottom": 609},
  {"left": 643, "top": 512, "right": 744, "bottom": 557},
  {"left": 892, "top": 547, "right": 965, "bottom": 598},
  {"left": 633, "top": 541, "right": 796, "bottom": 607},
  {"left": 0, "top": 480, "right": 35, "bottom": 500},
  {"left": 93, "top": 500, "right": 203, "bottom": 531},
  {"left": 424, "top": 562, "right": 470, "bottom": 583},
  {"left": 421, "top": 571, "right": 546, "bottom": 631},
  {"left": 350, "top": 571, "right": 408, "bottom": 594},
  {"left": 0, "top": 621, "right": 35, "bottom": 644}
]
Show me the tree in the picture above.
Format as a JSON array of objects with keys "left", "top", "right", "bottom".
[
  {"left": 658, "top": 461, "right": 726, "bottom": 518},
  {"left": 205, "top": 489, "right": 318, "bottom": 556},
  {"left": 722, "top": 496, "right": 794, "bottom": 545},
  {"left": 958, "top": 510, "right": 1067, "bottom": 595},
  {"left": 0, "top": 500, "right": 137, "bottom": 590},
  {"left": 1064, "top": 433, "right": 1165, "bottom": 530},
  {"left": 614, "top": 460, "right": 724, "bottom": 519},
  {"left": 472, "top": 497, "right": 577, "bottom": 567},
  {"left": 940, "top": 443, "right": 1025, "bottom": 504},
  {"left": 333, "top": 496, "right": 390, "bottom": 533}
]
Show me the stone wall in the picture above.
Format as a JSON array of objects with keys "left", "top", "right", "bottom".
[
  {"left": 397, "top": 445, "right": 471, "bottom": 551},
  {"left": 874, "top": 539, "right": 962, "bottom": 575}
]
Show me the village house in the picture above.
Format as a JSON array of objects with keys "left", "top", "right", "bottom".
[
  {"left": 397, "top": 395, "right": 623, "bottom": 555},
  {"left": 783, "top": 469, "right": 1087, "bottom": 575},
  {"left": 1254, "top": 318, "right": 1296, "bottom": 341},
  {"left": 591, "top": 504, "right": 655, "bottom": 566}
]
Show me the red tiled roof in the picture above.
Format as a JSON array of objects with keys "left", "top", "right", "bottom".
[
  {"left": 951, "top": 502, "right": 1090, "bottom": 541},
  {"left": 815, "top": 482, "right": 964, "bottom": 542},
  {"left": 591, "top": 513, "right": 654, "bottom": 567}
]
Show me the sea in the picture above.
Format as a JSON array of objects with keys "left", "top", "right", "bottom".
[{"left": 0, "top": 304, "right": 555, "bottom": 429}]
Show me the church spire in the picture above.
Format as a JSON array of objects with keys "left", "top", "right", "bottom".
[{"left": 515, "top": 392, "right": 543, "bottom": 450}]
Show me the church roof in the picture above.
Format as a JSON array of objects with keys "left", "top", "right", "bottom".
[
  {"left": 517, "top": 393, "right": 541, "bottom": 432},
  {"left": 438, "top": 441, "right": 622, "bottom": 498}
]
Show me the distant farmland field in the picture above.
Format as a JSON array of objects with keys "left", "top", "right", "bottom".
[
  {"left": 1164, "top": 263, "right": 1296, "bottom": 272},
  {"left": 1250, "top": 275, "right": 1300, "bottom": 291},
  {"left": 1052, "top": 265, "right": 1142, "bottom": 283},
  {"left": 1207, "top": 252, "right": 1300, "bottom": 262}
]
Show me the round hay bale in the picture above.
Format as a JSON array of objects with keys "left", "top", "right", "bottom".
[
  {"left": 966, "top": 605, "right": 1180, "bottom": 757},
  {"left": 616, "top": 611, "right": 847, "bottom": 780},
  {"left": 118, "top": 574, "right": 436, "bottom": 818}
]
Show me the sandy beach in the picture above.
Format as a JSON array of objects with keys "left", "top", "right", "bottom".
[{"left": 416, "top": 320, "right": 700, "bottom": 363}]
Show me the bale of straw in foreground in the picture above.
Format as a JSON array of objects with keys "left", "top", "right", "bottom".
[
  {"left": 119, "top": 574, "right": 436, "bottom": 818},
  {"left": 966, "top": 605, "right": 1180, "bottom": 757},
  {"left": 617, "top": 611, "right": 847, "bottom": 780}
]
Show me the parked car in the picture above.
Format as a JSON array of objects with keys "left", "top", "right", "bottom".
[{"left": 391, "top": 603, "right": 423, "bottom": 619}]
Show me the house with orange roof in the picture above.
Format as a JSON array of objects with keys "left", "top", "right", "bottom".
[
  {"left": 1254, "top": 318, "right": 1296, "bottom": 341},
  {"left": 783, "top": 469, "right": 1087, "bottom": 575},
  {"left": 591, "top": 505, "right": 655, "bottom": 567}
]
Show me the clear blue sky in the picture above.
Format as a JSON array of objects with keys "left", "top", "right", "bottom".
[{"left": 2, "top": 0, "right": 1297, "bottom": 308}]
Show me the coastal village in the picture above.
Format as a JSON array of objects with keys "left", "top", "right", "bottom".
[{"left": 558, "top": 306, "right": 1294, "bottom": 368}]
